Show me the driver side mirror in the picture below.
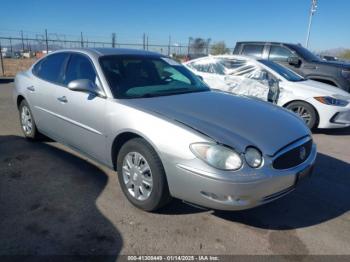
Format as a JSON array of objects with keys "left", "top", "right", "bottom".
[
  {"left": 288, "top": 56, "right": 301, "bottom": 67},
  {"left": 68, "top": 79, "right": 106, "bottom": 98},
  {"left": 196, "top": 75, "right": 204, "bottom": 81}
]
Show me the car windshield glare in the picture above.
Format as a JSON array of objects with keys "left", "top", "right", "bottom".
[
  {"left": 99, "top": 55, "right": 209, "bottom": 99},
  {"left": 258, "top": 60, "right": 305, "bottom": 82}
]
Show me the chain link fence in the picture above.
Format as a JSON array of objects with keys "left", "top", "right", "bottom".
[{"left": 0, "top": 34, "right": 234, "bottom": 77}]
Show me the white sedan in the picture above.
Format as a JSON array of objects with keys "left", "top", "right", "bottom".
[{"left": 184, "top": 55, "right": 350, "bottom": 129}]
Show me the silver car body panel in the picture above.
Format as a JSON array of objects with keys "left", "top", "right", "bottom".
[{"left": 13, "top": 48, "right": 317, "bottom": 210}]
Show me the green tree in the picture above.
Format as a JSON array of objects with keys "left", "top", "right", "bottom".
[
  {"left": 340, "top": 49, "right": 350, "bottom": 60},
  {"left": 210, "top": 41, "right": 230, "bottom": 55}
]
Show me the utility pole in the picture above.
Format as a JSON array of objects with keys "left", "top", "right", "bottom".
[
  {"left": 20, "top": 30, "right": 24, "bottom": 51},
  {"left": 81, "top": 32, "right": 84, "bottom": 48},
  {"left": 45, "top": 29, "right": 49, "bottom": 53},
  {"left": 305, "top": 0, "right": 318, "bottom": 48}
]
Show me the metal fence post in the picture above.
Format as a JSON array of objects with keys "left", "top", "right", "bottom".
[
  {"left": 9, "top": 37, "right": 13, "bottom": 53},
  {"left": 21, "top": 30, "right": 25, "bottom": 51},
  {"left": 81, "top": 32, "right": 84, "bottom": 48},
  {"left": 0, "top": 41, "right": 4, "bottom": 76},
  {"left": 187, "top": 37, "right": 192, "bottom": 56},
  {"left": 112, "top": 33, "right": 116, "bottom": 48},
  {"left": 143, "top": 33, "right": 146, "bottom": 50},
  {"left": 168, "top": 35, "right": 171, "bottom": 56},
  {"left": 45, "top": 29, "right": 49, "bottom": 53}
]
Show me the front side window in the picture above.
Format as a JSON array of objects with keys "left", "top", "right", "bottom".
[
  {"left": 269, "top": 46, "right": 294, "bottom": 62},
  {"left": 34, "top": 53, "right": 68, "bottom": 83},
  {"left": 64, "top": 54, "right": 97, "bottom": 85},
  {"left": 100, "top": 55, "right": 209, "bottom": 99},
  {"left": 258, "top": 60, "right": 305, "bottom": 82},
  {"left": 241, "top": 44, "right": 264, "bottom": 58}
]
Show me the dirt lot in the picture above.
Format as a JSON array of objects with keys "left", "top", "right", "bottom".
[
  {"left": 1, "top": 80, "right": 350, "bottom": 257},
  {"left": 1, "top": 58, "right": 37, "bottom": 77}
]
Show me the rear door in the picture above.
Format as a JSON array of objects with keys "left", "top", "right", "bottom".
[
  {"left": 240, "top": 44, "right": 266, "bottom": 59},
  {"left": 54, "top": 53, "right": 107, "bottom": 162},
  {"left": 29, "top": 52, "right": 69, "bottom": 137}
]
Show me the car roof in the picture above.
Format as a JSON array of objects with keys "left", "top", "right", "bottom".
[
  {"left": 183, "top": 54, "right": 257, "bottom": 64},
  {"left": 236, "top": 41, "right": 301, "bottom": 46},
  {"left": 52, "top": 48, "right": 162, "bottom": 59}
]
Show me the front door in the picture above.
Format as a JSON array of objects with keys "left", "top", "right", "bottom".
[{"left": 54, "top": 53, "right": 107, "bottom": 163}]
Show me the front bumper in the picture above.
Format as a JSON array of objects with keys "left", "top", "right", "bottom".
[
  {"left": 308, "top": 98, "right": 350, "bottom": 129},
  {"left": 165, "top": 143, "right": 317, "bottom": 211}
]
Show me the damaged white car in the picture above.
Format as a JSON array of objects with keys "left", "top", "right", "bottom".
[{"left": 184, "top": 55, "right": 350, "bottom": 129}]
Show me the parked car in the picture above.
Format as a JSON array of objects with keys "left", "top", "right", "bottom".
[
  {"left": 233, "top": 42, "right": 350, "bottom": 92},
  {"left": 183, "top": 55, "right": 350, "bottom": 129},
  {"left": 14, "top": 48, "right": 316, "bottom": 211},
  {"left": 320, "top": 55, "right": 339, "bottom": 62}
]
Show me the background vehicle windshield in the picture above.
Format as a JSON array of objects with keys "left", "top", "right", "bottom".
[
  {"left": 100, "top": 55, "right": 209, "bottom": 99},
  {"left": 288, "top": 44, "right": 320, "bottom": 62},
  {"left": 259, "top": 60, "right": 305, "bottom": 82}
]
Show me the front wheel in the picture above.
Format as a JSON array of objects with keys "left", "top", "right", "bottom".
[
  {"left": 116, "top": 138, "right": 171, "bottom": 211},
  {"left": 286, "top": 101, "right": 317, "bottom": 129}
]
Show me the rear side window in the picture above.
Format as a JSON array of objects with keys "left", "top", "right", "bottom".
[
  {"left": 189, "top": 61, "right": 225, "bottom": 75},
  {"left": 34, "top": 53, "right": 68, "bottom": 83},
  {"left": 64, "top": 54, "right": 97, "bottom": 85},
  {"left": 269, "top": 46, "right": 294, "bottom": 62},
  {"left": 241, "top": 44, "right": 264, "bottom": 58}
]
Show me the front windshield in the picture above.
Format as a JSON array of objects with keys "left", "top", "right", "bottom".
[
  {"left": 99, "top": 55, "right": 209, "bottom": 99},
  {"left": 258, "top": 60, "right": 305, "bottom": 82},
  {"left": 288, "top": 44, "right": 320, "bottom": 62}
]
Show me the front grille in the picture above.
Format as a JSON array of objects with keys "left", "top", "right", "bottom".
[{"left": 272, "top": 139, "right": 312, "bottom": 169}]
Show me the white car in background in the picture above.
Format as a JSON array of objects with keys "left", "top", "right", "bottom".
[{"left": 184, "top": 55, "right": 350, "bottom": 129}]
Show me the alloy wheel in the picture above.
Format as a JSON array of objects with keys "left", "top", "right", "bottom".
[
  {"left": 290, "top": 105, "right": 312, "bottom": 125},
  {"left": 122, "top": 152, "right": 153, "bottom": 201},
  {"left": 21, "top": 105, "right": 33, "bottom": 135}
]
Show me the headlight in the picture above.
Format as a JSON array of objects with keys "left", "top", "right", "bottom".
[
  {"left": 245, "top": 147, "right": 263, "bottom": 168},
  {"left": 341, "top": 69, "right": 350, "bottom": 79},
  {"left": 190, "top": 143, "right": 242, "bottom": 170},
  {"left": 314, "top": 96, "right": 349, "bottom": 107}
]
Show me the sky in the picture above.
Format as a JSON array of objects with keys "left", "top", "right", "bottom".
[{"left": 0, "top": 0, "right": 349, "bottom": 51}]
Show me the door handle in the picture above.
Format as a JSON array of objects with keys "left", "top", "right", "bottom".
[
  {"left": 57, "top": 96, "right": 68, "bottom": 103},
  {"left": 27, "top": 86, "right": 35, "bottom": 92}
]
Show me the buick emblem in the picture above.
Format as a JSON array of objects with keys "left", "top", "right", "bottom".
[{"left": 300, "top": 147, "right": 306, "bottom": 160}]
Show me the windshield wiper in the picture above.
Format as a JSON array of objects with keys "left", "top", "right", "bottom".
[{"left": 132, "top": 88, "right": 208, "bottom": 99}]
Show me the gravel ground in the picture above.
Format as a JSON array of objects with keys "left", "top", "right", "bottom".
[{"left": 1, "top": 80, "right": 350, "bottom": 257}]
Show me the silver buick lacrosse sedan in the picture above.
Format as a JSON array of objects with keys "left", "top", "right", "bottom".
[{"left": 14, "top": 48, "right": 317, "bottom": 211}]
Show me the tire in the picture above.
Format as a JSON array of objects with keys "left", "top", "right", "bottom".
[
  {"left": 19, "top": 100, "right": 40, "bottom": 140},
  {"left": 286, "top": 101, "right": 317, "bottom": 129},
  {"left": 116, "top": 138, "right": 171, "bottom": 211}
]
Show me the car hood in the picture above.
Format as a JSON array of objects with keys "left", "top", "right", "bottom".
[
  {"left": 315, "top": 60, "right": 350, "bottom": 69},
  {"left": 292, "top": 80, "right": 350, "bottom": 99},
  {"left": 122, "top": 91, "right": 310, "bottom": 156}
]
